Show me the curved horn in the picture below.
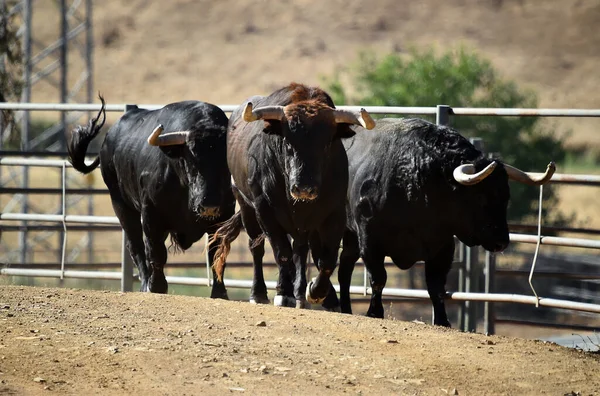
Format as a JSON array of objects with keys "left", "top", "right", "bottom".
[
  {"left": 453, "top": 161, "right": 498, "bottom": 186},
  {"left": 147, "top": 124, "right": 189, "bottom": 147},
  {"left": 333, "top": 108, "right": 376, "bottom": 130},
  {"left": 504, "top": 161, "right": 556, "bottom": 186},
  {"left": 242, "top": 102, "right": 285, "bottom": 122}
]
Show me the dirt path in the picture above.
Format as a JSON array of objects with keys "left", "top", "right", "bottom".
[{"left": 0, "top": 286, "right": 598, "bottom": 395}]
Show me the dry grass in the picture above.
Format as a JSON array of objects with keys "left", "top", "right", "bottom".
[{"left": 27, "top": 0, "right": 600, "bottom": 146}]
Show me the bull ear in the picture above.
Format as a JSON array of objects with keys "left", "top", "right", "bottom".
[
  {"left": 335, "top": 124, "right": 356, "bottom": 139},
  {"left": 159, "top": 145, "right": 185, "bottom": 159},
  {"left": 262, "top": 120, "right": 283, "bottom": 136}
]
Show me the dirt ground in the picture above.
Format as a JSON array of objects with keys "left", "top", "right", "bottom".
[{"left": 0, "top": 286, "right": 598, "bottom": 396}]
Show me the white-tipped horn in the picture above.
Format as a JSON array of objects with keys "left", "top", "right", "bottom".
[
  {"left": 505, "top": 161, "right": 556, "bottom": 186},
  {"left": 147, "top": 124, "right": 164, "bottom": 146},
  {"left": 147, "top": 124, "right": 189, "bottom": 147},
  {"left": 243, "top": 102, "right": 285, "bottom": 123},
  {"left": 453, "top": 161, "right": 498, "bottom": 186},
  {"left": 333, "top": 108, "right": 376, "bottom": 130}
]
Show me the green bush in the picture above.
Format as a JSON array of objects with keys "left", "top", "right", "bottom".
[{"left": 323, "top": 46, "right": 568, "bottom": 224}]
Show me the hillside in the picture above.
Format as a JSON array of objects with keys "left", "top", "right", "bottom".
[{"left": 29, "top": 0, "right": 600, "bottom": 147}]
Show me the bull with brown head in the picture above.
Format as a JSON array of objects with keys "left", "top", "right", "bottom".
[{"left": 212, "top": 83, "right": 375, "bottom": 308}]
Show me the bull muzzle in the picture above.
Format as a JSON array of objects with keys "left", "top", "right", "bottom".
[
  {"left": 485, "top": 240, "right": 509, "bottom": 253},
  {"left": 199, "top": 206, "right": 221, "bottom": 219},
  {"left": 290, "top": 184, "right": 319, "bottom": 202}
]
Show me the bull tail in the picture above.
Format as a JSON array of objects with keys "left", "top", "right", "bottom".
[
  {"left": 66, "top": 94, "right": 107, "bottom": 174},
  {"left": 209, "top": 211, "right": 244, "bottom": 282}
]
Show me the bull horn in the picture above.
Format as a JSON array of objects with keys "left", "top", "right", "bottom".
[
  {"left": 504, "top": 161, "right": 556, "bottom": 186},
  {"left": 243, "top": 102, "right": 285, "bottom": 122},
  {"left": 333, "top": 108, "right": 376, "bottom": 130},
  {"left": 453, "top": 161, "right": 498, "bottom": 186},
  {"left": 147, "top": 124, "right": 189, "bottom": 146}
]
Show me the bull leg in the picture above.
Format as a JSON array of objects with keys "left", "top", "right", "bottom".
[
  {"left": 425, "top": 238, "right": 454, "bottom": 327},
  {"left": 292, "top": 239, "right": 308, "bottom": 309},
  {"left": 308, "top": 236, "right": 340, "bottom": 311},
  {"left": 272, "top": 234, "right": 296, "bottom": 308},
  {"left": 141, "top": 209, "right": 169, "bottom": 294},
  {"left": 254, "top": 198, "right": 295, "bottom": 308},
  {"left": 233, "top": 189, "right": 270, "bottom": 304},
  {"left": 109, "top": 193, "right": 150, "bottom": 292},
  {"left": 242, "top": 208, "right": 271, "bottom": 304},
  {"left": 339, "top": 229, "right": 360, "bottom": 314},
  {"left": 363, "top": 248, "right": 387, "bottom": 318},
  {"left": 207, "top": 231, "right": 228, "bottom": 300},
  {"left": 249, "top": 235, "right": 269, "bottom": 304},
  {"left": 306, "top": 210, "right": 345, "bottom": 304}
]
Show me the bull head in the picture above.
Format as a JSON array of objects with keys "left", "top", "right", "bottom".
[
  {"left": 242, "top": 102, "right": 376, "bottom": 130},
  {"left": 453, "top": 161, "right": 556, "bottom": 186},
  {"left": 147, "top": 124, "right": 190, "bottom": 146}
]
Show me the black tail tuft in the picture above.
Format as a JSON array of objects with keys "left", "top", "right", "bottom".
[
  {"left": 209, "top": 211, "right": 244, "bottom": 282},
  {"left": 66, "top": 93, "right": 107, "bottom": 174}
]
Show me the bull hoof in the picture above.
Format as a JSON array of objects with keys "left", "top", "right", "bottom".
[
  {"left": 305, "top": 280, "right": 326, "bottom": 304},
  {"left": 274, "top": 295, "right": 296, "bottom": 308},
  {"left": 366, "top": 309, "right": 384, "bottom": 319},
  {"left": 249, "top": 295, "right": 270, "bottom": 305},
  {"left": 295, "top": 298, "right": 309, "bottom": 309},
  {"left": 210, "top": 291, "right": 229, "bottom": 300},
  {"left": 324, "top": 305, "right": 341, "bottom": 313},
  {"left": 148, "top": 276, "right": 168, "bottom": 294}
]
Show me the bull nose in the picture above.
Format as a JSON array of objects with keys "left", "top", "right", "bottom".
[
  {"left": 199, "top": 206, "right": 221, "bottom": 218},
  {"left": 491, "top": 241, "right": 509, "bottom": 253},
  {"left": 290, "top": 184, "right": 319, "bottom": 201}
]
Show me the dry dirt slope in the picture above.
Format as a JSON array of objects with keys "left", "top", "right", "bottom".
[
  {"left": 0, "top": 286, "right": 599, "bottom": 395},
  {"left": 30, "top": 0, "right": 600, "bottom": 147}
]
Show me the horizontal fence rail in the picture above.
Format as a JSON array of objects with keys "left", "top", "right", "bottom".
[
  {"left": 2, "top": 102, "right": 600, "bottom": 328},
  {"left": 2, "top": 102, "right": 600, "bottom": 117},
  {"left": 2, "top": 157, "right": 599, "bottom": 187},
  {"left": 3, "top": 210, "right": 598, "bottom": 250},
  {"left": 450, "top": 108, "right": 600, "bottom": 117},
  {"left": 1, "top": 268, "right": 599, "bottom": 316}
]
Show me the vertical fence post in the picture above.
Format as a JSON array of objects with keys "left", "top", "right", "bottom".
[
  {"left": 119, "top": 103, "right": 138, "bottom": 292},
  {"left": 19, "top": 0, "right": 33, "bottom": 265},
  {"left": 121, "top": 230, "right": 134, "bottom": 292},
  {"left": 484, "top": 251, "right": 496, "bottom": 335},
  {"left": 437, "top": 105, "right": 466, "bottom": 327},
  {"left": 436, "top": 105, "right": 451, "bottom": 126},
  {"left": 463, "top": 137, "right": 485, "bottom": 332},
  {"left": 464, "top": 245, "right": 479, "bottom": 332},
  {"left": 205, "top": 233, "right": 211, "bottom": 287},
  {"left": 85, "top": 0, "right": 95, "bottom": 266},
  {"left": 457, "top": 241, "right": 466, "bottom": 330}
]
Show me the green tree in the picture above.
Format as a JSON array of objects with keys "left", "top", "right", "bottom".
[{"left": 323, "top": 47, "right": 567, "bottom": 224}]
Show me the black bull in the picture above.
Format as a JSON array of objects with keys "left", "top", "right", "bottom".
[
  {"left": 211, "top": 83, "right": 375, "bottom": 308},
  {"left": 337, "top": 118, "right": 555, "bottom": 326},
  {"left": 67, "top": 96, "right": 235, "bottom": 295},
  {"left": 215, "top": 115, "right": 554, "bottom": 326}
]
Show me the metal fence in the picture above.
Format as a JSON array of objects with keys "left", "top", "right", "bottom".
[{"left": 1, "top": 102, "right": 600, "bottom": 334}]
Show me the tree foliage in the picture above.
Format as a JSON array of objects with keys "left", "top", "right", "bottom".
[{"left": 323, "top": 46, "right": 568, "bottom": 224}]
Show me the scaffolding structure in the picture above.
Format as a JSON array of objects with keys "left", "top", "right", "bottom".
[{"left": 0, "top": 0, "right": 94, "bottom": 266}]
